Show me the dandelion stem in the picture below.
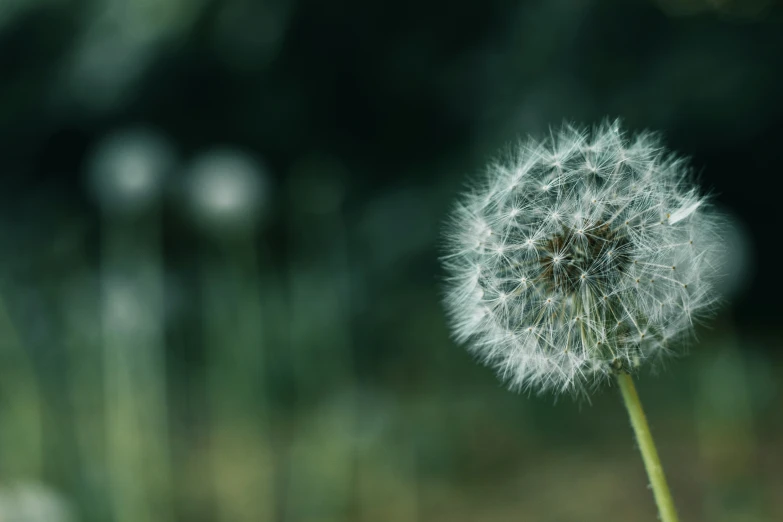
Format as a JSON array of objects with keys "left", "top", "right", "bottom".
[{"left": 617, "top": 372, "right": 680, "bottom": 522}]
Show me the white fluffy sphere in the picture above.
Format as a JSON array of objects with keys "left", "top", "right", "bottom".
[
  {"left": 0, "top": 481, "right": 75, "bottom": 522},
  {"left": 442, "top": 121, "right": 723, "bottom": 395},
  {"left": 86, "top": 128, "right": 175, "bottom": 216},
  {"left": 183, "top": 148, "right": 269, "bottom": 235}
]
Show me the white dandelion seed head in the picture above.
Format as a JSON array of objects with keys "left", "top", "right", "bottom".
[
  {"left": 441, "top": 120, "right": 724, "bottom": 396},
  {"left": 182, "top": 148, "right": 269, "bottom": 235},
  {"left": 0, "top": 481, "right": 75, "bottom": 522},
  {"left": 86, "top": 127, "right": 175, "bottom": 216}
]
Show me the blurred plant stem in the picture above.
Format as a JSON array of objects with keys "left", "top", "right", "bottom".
[
  {"left": 60, "top": 262, "right": 109, "bottom": 520},
  {"left": 284, "top": 162, "right": 358, "bottom": 520},
  {"left": 695, "top": 316, "right": 765, "bottom": 521},
  {"left": 617, "top": 372, "right": 680, "bottom": 522},
  {"left": 100, "top": 217, "right": 172, "bottom": 522},
  {"left": 201, "top": 236, "right": 274, "bottom": 522},
  {"left": 286, "top": 197, "right": 353, "bottom": 398},
  {"left": 356, "top": 408, "right": 419, "bottom": 522},
  {"left": 0, "top": 295, "right": 43, "bottom": 478}
]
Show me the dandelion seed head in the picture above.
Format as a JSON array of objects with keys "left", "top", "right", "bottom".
[
  {"left": 441, "top": 120, "right": 723, "bottom": 395},
  {"left": 86, "top": 127, "right": 175, "bottom": 216},
  {"left": 182, "top": 148, "right": 269, "bottom": 235}
]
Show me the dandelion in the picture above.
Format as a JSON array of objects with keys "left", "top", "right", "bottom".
[
  {"left": 441, "top": 120, "right": 723, "bottom": 522},
  {"left": 180, "top": 148, "right": 269, "bottom": 236},
  {"left": 179, "top": 148, "right": 274, "bottom": 521},
  {"left": 0, "top": 481, "right": 75, "bottom": 522},
  {"left": 86, "top": 127, "right": 175, "bottom": 522},
  {"left": 86, "top": 128, "right": 175, "bottom": 217}
]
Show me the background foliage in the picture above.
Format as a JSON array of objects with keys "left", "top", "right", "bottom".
[{"left": 0, "top": 0, "right": 781, "bottom": 520}]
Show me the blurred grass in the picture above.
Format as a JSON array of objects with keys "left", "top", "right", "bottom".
[
  {"left": 0, "top": 193, "right": 780, "bottom": 521},
  {"left": 0, "top": 150, "right": 778, "bottom": 522}
]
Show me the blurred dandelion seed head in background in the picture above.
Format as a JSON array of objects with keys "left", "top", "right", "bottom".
[
  {"left": 85, "top": 128, "right": 176, "bottom": 217},
  {"left": 102, "top": 273, "right": 154, "bottom": 332},
  {"left": 182, "top": 148, "right": 269, "bottom": 235},
  {"left": 0, "top": 481, "right": 75, "bottom": 522},
  {"left": 442, "top": 120, "right": 724, "bottom": 395}
]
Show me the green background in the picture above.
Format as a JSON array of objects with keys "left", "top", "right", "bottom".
[{"left": 0, "top": 0, "right": 780, "bottom": 520}]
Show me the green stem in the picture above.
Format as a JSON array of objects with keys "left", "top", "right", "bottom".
[{"left": 617, "top": 372, "right": 680, "bottom": 522}]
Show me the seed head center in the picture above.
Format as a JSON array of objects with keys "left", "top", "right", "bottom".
[{"left": 540, "top": 222, "right": 629, "bottom": 293}]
